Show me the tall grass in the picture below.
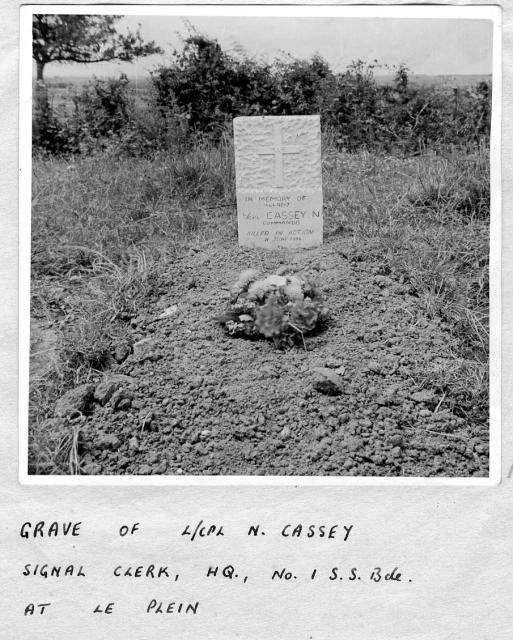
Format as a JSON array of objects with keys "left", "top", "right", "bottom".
[
  {"left": 32, "top": 138, "right": 235, "bottom": 268},
  {"left": 323, "top": 143, "right": 489, "bottom": 422}
]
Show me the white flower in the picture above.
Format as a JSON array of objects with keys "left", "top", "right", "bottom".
[
  {"left": 283, "top": 281, "right": 304, "bottom": 301},
  {"left": 230, "top": 268, "right": 259, "bottom": 300},
  {"left": 237, "top": 269, "right": 259, "bottom": 289},
  {"left": 247, "top": 279, "right": 272, "bottom": 301},
  {"left": 264, "top": 274, "right": 287, "bottom": 288}
]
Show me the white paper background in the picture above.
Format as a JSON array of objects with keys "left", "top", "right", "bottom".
[{"left": 1, "top": 2, "right": 512, "bottom": 638}]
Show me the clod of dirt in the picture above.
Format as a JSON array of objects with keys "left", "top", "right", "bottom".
[
  {"left": 116, "top": 398, "right": 132, "bottom": 411},
  {"left": 325, "top": 356, "right": 344, "bottom": 369},
  {"left": 365, "top": 360, "right": 383, "bottom": 374},
  {"left": 94, "top": 377, "right": 124, "bottom": 406},
  {"left": 96, "top": 434, "right": 121, "bottom": 450},
  {"left": 132, "top": 337, "right": 161, "bottom": 363},
  {"left": 138, "top": 464, "right": 152, "bottom": 475},
  {"left": 410, "top": 389, "right": 436, "bottom": 403},
  {"left": 153, "top": 461, "right": 168, "bottom": 474},
  {"left": 346, "top": 436, "right": 363, "bottom": 452},
  {"left": 82, "top": 462, "right": 102, "bottom": 475},
  {"left": 376, "top": 385, "right": 403, "bottom": 406},
  {"left": 54, "top": 383, "right": 95, "bottom": 418},
  {"left": 389, "top": 434, "right": 403, "bottom": 447},
  {"left": 189, "top": 376, "right": 204, "bottom": 389},
  {"left": 157, "top": 305, "right": 178, "bottom": 320},
  {"left": 311, "top": 367, "right": 344, "bottom": 396},
  {"left": 111, "top": 388, "right": 134, "bottom": 411},
  {"left": 113, "top": 342, "right": 131, "bottom": 364}
]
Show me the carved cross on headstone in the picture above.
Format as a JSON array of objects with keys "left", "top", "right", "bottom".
[{"left": 256, "top": 122, "right": 301, "bottom": 188}]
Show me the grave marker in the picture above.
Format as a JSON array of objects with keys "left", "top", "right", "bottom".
[{"left": 233, "top": 115, "right": 323, "bottom": 249}]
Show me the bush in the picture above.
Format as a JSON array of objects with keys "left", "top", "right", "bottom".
[
  {"left": 151, "top": 35, "right": 338, "bottom": 138},
  {"left": 33, "top": 75, "right": 134, "bottom": 154},
  {"left": 331, "top": 62, "right": 492, "bottom": 152},
  {"left": 33, "top": 34, "right": 492, "bottom": 155},
  {"left": 67, "top": 74, "right": 132, "bottom": 152},
  {"left": 32, "top": 84, "right": 72, "bottom": 154},
  {"left": 271, "top": 54, "right": 337, "bottom": 116}
]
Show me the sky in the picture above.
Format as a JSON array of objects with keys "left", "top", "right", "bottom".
[{"left": 40, "top": 15, "right": 494, "bottom": 80}]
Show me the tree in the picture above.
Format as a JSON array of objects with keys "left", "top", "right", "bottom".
[
  {"left": 33, "top": 15, "right": 162, "bottom": 81},
  {"left": 152, "top": 35, "right": 250, "bottom": 133}
]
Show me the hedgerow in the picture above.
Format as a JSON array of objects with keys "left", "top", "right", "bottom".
[{"left": 33, "top": 35, "right": 491, "bottom": 155}]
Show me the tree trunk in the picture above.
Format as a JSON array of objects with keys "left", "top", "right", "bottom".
[{"left": 36, "top": 62, "right": 45, "bottom": 82}]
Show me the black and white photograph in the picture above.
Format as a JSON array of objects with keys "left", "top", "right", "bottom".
[{"left": 23, "top": 5, "right": 499, "bottom": 479}]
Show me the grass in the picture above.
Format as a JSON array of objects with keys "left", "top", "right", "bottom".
[
  {"left": 32, "top": 147, "right": 233, "bottom": 264},
  {"left": 29, "top": 134, "right": 490, "bottom": 473},
  {"left": 30, "top": 136, "right": 238, "bottom": 473},
  {"left": 322, "top": 143, "right": 489, "bottom": 424}
]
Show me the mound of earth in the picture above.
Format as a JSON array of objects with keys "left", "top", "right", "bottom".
[{"left": 50, "top": 235, "right": 489, "bottom": 477}]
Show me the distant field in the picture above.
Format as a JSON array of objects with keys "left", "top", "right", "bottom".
[
  {"left": 41, "top": 75, "right": 153, "bottom": 111},
  {"left": 40, "top": 72, "right": 492, "bottom": 115},
  {"left": 44, "top": 75, "right": 150, "bottom": 88},
  {"left": 376, "top": 74, "right": 492, "bottom": 88},
  {"left": 43, "top": 73, "right": 492, "bottom": 91}
]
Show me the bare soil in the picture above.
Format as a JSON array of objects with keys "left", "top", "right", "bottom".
[{"left": 59, "top": 233, "right": 489, "bottom": 477}]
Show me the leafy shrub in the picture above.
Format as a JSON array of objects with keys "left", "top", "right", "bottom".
[
  {"left": 33, "top": 34, "right": 492, "bottom": 155},
  {"left": 32, "top": 84, "right": 72, "bottom": 154},
  {"left": 151, "top": 36, "right": 336, "bottom": 138},
  {"left": 67, "top": 74, "right": 132, "bottom": 152},
  {"left": 332, "top": 60, "right": 381, "bottom": 149},
  {"left": 331, "top": 62, "right": 492, "bottom": 153},
  {"left": 271, "top": 54, "right": 337, "bottom": 116},
  {"left": 33, "top": 75, "right": 133, "bottom": 154},
  {"left": 152, "top": 35, "right": 249, "bottom": 136},
  {"left": 149, "top": 44, "right": 492, "bottom": 152}
]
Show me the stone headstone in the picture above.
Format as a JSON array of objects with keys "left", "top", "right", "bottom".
[{"left": 233, "top": 115, "right": 323, "bottom": 249}]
